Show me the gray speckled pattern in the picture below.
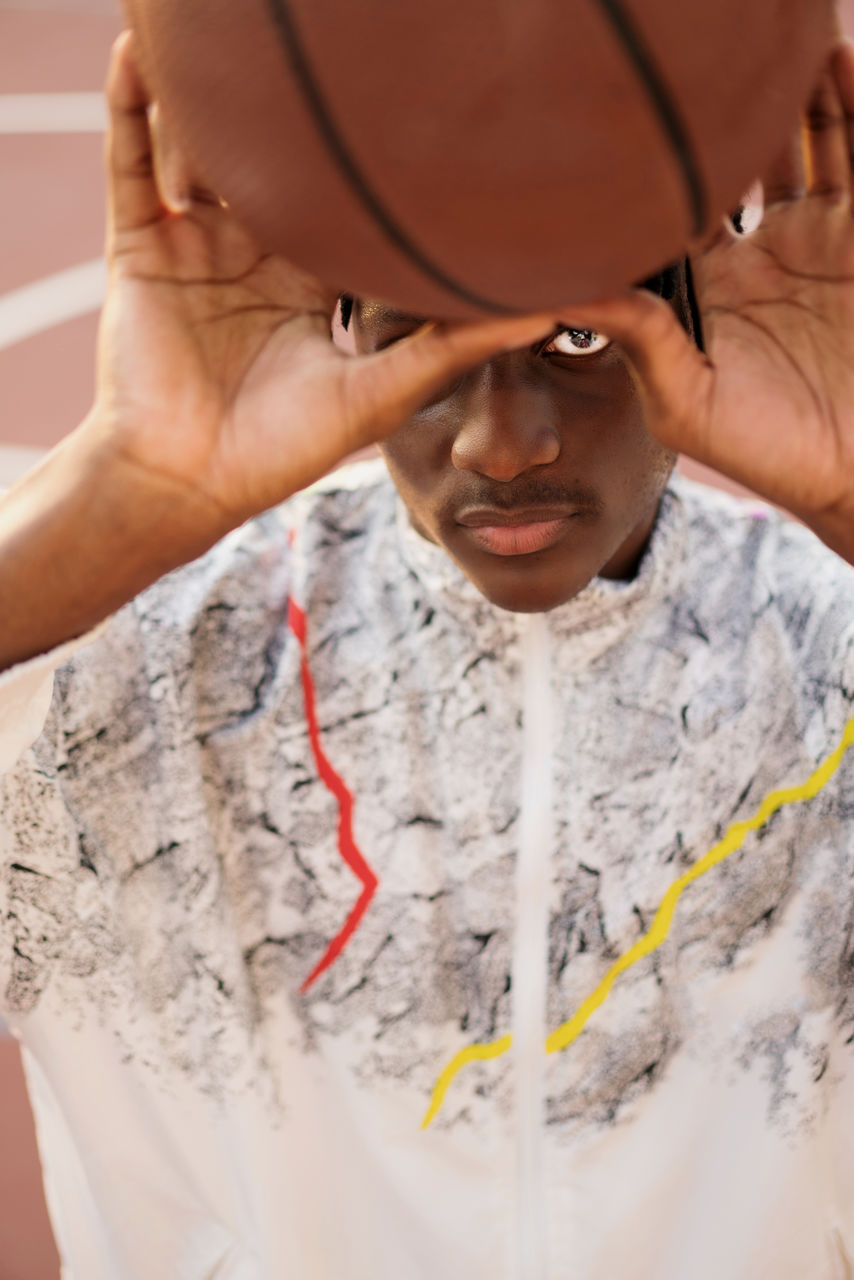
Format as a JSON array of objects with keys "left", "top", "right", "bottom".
[{"left": 2, "top": 460, "right": 854, "bottom": 1278}]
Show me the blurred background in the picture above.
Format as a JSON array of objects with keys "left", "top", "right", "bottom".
[
  {"left": 2, "top": 6, "right": 120, "bottom": 1274},
  {"left": 2, "top": 2, "right": 854, "bottom": 1275}
]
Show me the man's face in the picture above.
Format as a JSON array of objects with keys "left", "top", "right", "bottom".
[{"left": 353, "top": 300, "right": 678, "bottom": 613}]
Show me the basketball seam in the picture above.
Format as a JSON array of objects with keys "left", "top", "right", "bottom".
[
  {"left": 265, "top": 0, "right": 517, "bottom": 313},
  {"left": 593, "top": 0, "right": 707, "bottom": 236}
]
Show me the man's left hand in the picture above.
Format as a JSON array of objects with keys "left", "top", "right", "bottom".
[{"left": 563, "top": 39, "right": 854, "bottom": 566}]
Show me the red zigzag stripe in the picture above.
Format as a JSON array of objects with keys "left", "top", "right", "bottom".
[{"left": 288, "top": 599, "right": 379, "bottom": 993}]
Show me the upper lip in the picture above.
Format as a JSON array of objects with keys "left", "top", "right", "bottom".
[{"left": 456, "top": 505, "right": 578, "bottom": 529}]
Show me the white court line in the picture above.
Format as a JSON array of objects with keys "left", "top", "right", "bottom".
[
  {"left": 0, "top": 259, "right": 107, "bottom": 353},
  {"left": 0, "top": 92, "right": 107, "bottom": 133},
  {"left": 0, "top": 444, "right": 47, "bottom": 489}
]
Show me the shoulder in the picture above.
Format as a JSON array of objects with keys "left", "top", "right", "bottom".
[
  {"left": 134, "top": 457, "right": 393, "bottom": 627},
  {"left": 670, "top": 471, "right": 854, "bottom": 706},
  {"left": 284, "top": 456, "right": 397, "bottom": 550},
  {"left": 672, "top": 473, "right": 854, "bottom": 611},
  {"left": 51, "top": 460, "right": 395, "bottom": 730}
]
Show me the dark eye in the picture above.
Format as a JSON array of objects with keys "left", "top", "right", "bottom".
[{"left": 543, "top": 328, "right": 611, "bottom": 357}]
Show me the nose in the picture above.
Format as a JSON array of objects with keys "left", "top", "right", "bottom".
[{"left": 450, "top": 359, "right": 561, "bottom": 482}]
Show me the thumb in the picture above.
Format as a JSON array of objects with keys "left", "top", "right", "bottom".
[
  {"left": 556, "top": 291, "right": 717, "bottom": 462},
  {"left": 343, "top": 310, "right": 562, "bottom": 444}
]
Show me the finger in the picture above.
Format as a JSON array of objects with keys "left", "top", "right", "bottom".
[
  {"left": 105, "top": 31, "right": 165, "bottom": 236},
  {"left": 832, "top": 38, "right": 854, "bottom": 199},
  {"left": 149, "top": 102, "right": 223, "bottom": 213},
  {"left": 761, "top": 132, "right": 806, "bottom": 207},
  {"left": 692, "top": 215, "right": 737, "bottom": 257},
  {"left": 802, "top": 53, "right": 849, "bottom": 199},
  {"left": 547, "top": 292, "right": 715, "bottom": 461},
  {"left": 345, "top": 311, "right": 562, "bottom": 442},
  {"left": 149, "top": 104, "right": 189, "bottom": 213}
]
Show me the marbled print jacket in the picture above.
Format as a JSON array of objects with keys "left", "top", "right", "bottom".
[{"left": 2, "top": 460, "right": 854, "bottom": 1280}]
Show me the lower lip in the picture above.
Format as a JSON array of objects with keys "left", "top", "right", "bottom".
[{"left": 461, "top": 518, "right": 572, "bottom": 556}]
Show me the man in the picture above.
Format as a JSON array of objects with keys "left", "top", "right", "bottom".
[{"left": 2, "top": 30, "right": 854, "bottom": 1280}]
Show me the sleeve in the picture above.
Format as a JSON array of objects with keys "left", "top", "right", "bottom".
[
  {"left": 0, "top": 509, "right": 294, "bottom": 1025},
  {"left": 0, "top": 625, "right": 107, "bottom": 776},
  {"left": 0, "top": 626, "right": 109, "bottom": 1022}
]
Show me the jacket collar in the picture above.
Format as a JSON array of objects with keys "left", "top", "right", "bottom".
[{"left": 395, "top": 475, "right": 689, "bottom": 665}]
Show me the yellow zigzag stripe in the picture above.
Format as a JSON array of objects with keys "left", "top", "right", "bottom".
[
  {"left": 420, "top": 1034, "right": 512, "bottom": 1129},
  {"left": 421, "top": 712, "right": 854, "bottom": 1129}
]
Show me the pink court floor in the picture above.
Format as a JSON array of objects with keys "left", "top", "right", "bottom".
[{"left": 2, "top": 4, "right": 853, "bottom": 1276}]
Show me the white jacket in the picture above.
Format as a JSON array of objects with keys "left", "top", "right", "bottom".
[{"left": 2, "top": 461, "right": 854, "bottom": 1279}]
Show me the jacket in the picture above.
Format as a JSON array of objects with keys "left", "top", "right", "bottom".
[{"left": 2, "top": 460, "right": 854, "bottom": 1279}]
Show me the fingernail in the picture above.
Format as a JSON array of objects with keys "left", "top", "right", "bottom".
[{"left": 166, "top": 190, "right": 191, "bottom": 214}]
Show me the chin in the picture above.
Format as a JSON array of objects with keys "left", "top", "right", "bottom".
[{"left": 467, "top": 564, "right": 593, "bottom": 614}]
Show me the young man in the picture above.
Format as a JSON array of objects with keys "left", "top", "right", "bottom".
[{"left": 2, "top": 31, "right": 854, "bottom": 1280}]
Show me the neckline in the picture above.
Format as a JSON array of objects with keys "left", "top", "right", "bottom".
[{"left": 394, "top": 476, "right": 688, "bottom": 644}]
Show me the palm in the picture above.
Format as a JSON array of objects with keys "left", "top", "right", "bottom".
[
  {"left": 691, "top": 196, "right": 854, "bottom": 514},
  {"left": 102, "top": 214, "right": 359, "bottom": 519},
  {"left": 98, "top": 33, "right": 558, "bottom": 533},
  {"left": 573, "top": 40, "right": 854, "bottom": 563}
]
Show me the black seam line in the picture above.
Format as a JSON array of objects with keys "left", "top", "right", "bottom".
[
  {"left": 594, "top": 0, "right": 707, "bottom": 236},
  {"left": 265, "top": 0, "right": 516, "bottom": 313}
]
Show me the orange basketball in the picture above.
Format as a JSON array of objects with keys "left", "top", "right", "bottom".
[{"left": 125, "top": 0, "right": 833, "bottom": 318}]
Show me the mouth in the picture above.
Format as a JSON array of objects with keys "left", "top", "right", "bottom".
[{"left": 456, "top": 506, "right": 578, "bottom": 557}]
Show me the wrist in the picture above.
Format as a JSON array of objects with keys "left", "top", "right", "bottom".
[
  {"left": 0, "top": 414, "right": 238, "bottom": 671},
  {"left": 69, "top": 409, "right": 237, "bottom": 571}
]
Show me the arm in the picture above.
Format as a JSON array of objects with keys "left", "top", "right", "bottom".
[
  {"left": 0, "top": 32, "right": 560, "bottom": 674},
  {"left": 0, "top": 424, "right": 224, "bottom": 674}
]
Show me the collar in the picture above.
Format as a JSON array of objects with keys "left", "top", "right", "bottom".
[{"left": 395, "top": 475, "right": 689, "bottom": 666}]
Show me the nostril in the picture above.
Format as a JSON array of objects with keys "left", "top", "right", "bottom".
[
  {"left": 538, "top": 428, "right": 561, "bottom": 467},
  {"left": 451, "top": 423, "right": 560, "bottom": 479}
]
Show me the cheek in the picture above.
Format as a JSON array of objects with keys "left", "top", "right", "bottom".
[
  {"left": 607, "top": 428, "right": 677, "bottom": 535},
  {"left": 574, "top": 369, "right": 659, "bottom": 460},
  {"left": 379, "top": 433, "right": 448, "bottom": 545},
  {"left": 562, "top": 376, "right": 675, "bottom": 505},
  {"left": 605, "top": 427, "right": 676, "bottom": 508},
  {"left": 379, "top": 417, "right": 450, "bottom": 495}
]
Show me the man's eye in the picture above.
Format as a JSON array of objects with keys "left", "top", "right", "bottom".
[{"left": 543, "top": 328, "right": 612, "bottom": 357}]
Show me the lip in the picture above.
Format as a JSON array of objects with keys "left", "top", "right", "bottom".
[{"left": 456, "top": 507, "right": 577, "bottom": 556}]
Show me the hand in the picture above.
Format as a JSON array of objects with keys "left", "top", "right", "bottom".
[
  {"left": 558, "top": 40, "right": 854, "bottom": 565},
  {"left": 94, "top": 33, "right": 561, "bottom": 538}
]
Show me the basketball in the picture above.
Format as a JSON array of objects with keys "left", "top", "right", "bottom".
[{"left": 124, "top": 0, "right": 833, "bottom": 318}]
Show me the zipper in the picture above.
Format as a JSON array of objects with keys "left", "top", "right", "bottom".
[{"left": 511, "top": 612, "right": 554, "bottom": 1279}]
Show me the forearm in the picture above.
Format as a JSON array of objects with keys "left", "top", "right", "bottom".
[{"left": 0, "top": 414, "right": 230, "bottom": 674}]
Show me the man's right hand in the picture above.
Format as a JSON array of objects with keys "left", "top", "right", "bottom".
[
  {"left": 95, "top": 31, "right": 560, "bottom": 541},
  {"left": 0, "top": 31, "right": 562, "bottom": 674}
]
